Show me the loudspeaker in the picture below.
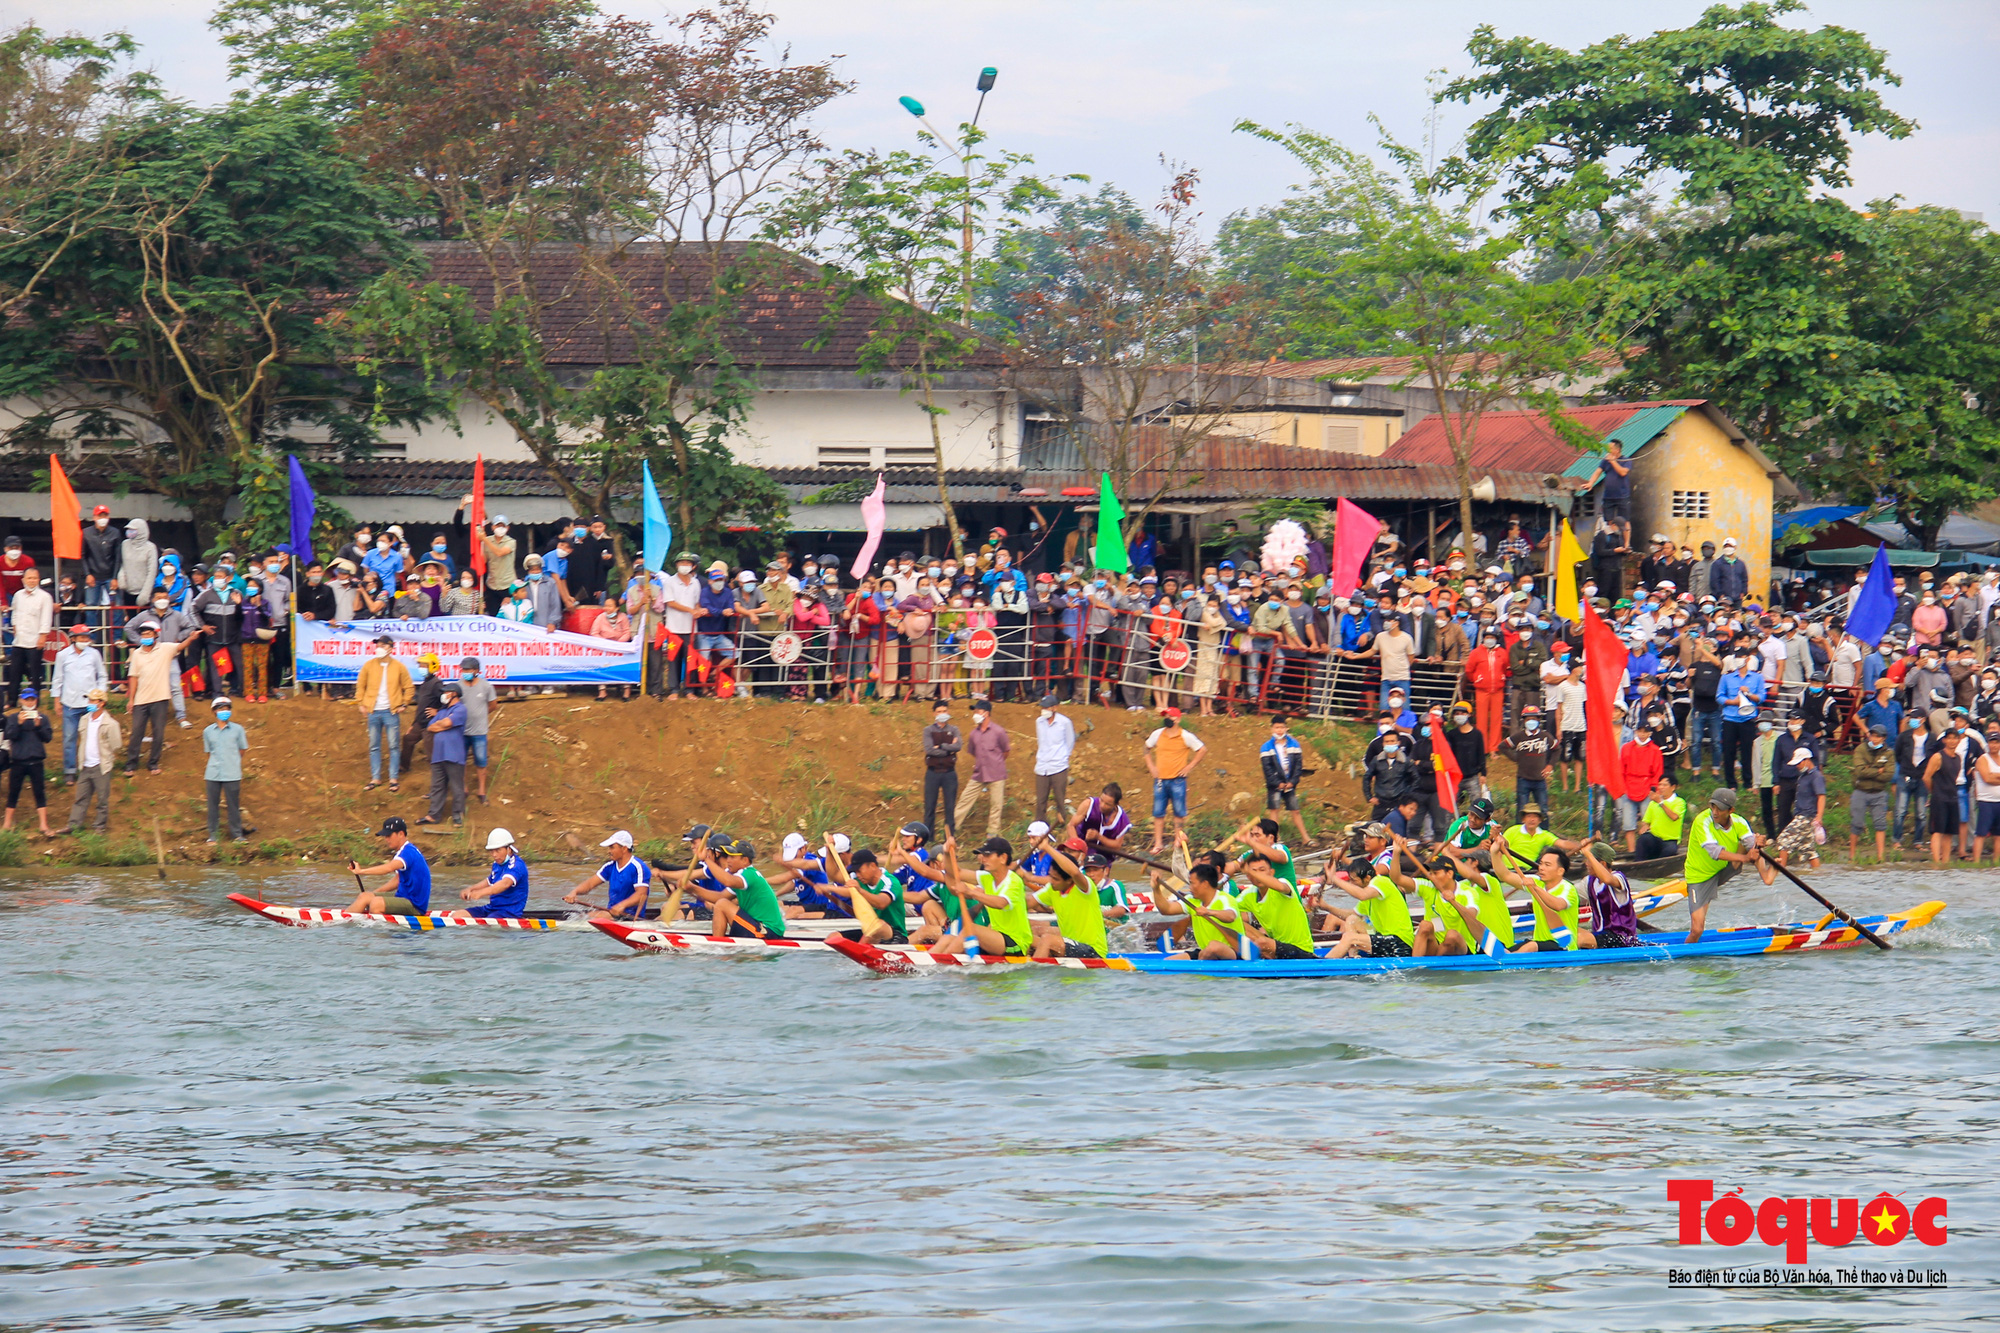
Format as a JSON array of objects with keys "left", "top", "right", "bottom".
[{"left": 1468, "top": 475, "right": 1498, "bottom": 503}]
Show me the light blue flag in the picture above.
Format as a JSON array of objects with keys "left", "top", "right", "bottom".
[{"left": 641, "top": 460, "right": 671, "bottom": 572}]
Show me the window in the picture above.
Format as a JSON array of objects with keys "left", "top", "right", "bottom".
[
  {"left": 1670, "top": 490, "right": 1710, "bottom": 519},
  {"left": 1323, "top": 421, "right": 1362, "bottom": 452},
  {"left": 816, "top": 444, "right": 872, "bottom": 468}
]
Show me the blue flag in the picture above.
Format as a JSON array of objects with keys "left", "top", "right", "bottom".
[
  {"left": 1845, "top": 544, "right": 1897, "bottom": 646},
  {"left": 285, "top": 454, "right": 317, "bottom": 566},
  {"left": 640, "top": 459, "right": 671, "bottom": 573}
]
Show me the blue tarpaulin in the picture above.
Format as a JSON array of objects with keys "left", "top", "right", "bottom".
[{"left": 1772, "top": 505, "right": 1867, "bottom": 544}]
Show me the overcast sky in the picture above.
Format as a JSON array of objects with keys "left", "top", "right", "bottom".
[{"left": 15, "top": 0, "right": 1999, "bottom": 224}]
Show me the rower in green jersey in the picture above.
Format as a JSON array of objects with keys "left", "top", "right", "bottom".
[
  {"left": 700, "top": 836, "right": 788, "bottom": 940},
  {"left": 1432, "top": 842, "right": 1517, "bottom": 956},
  {"left": 899, "top": 832, "right": 993, "bottom": 947},
  {"left": 821, "top": 839, "right": 908, "bottom": 945},
  {"left": 1154, "top": 860, "right": 1244, "bottom": 960},
  {"left": 1442, "top": 795, "right": 1500, "bottom": 852},
  {"left": 1235, "top": 847, "right": 1319, "bottom": 960},
  {"left": 1238, "top": 817, "right": 1298, "bottom": 889},
  {"left": 1320, "top": 823, "right": 1417, "bottom": 958},
  {"left": 1502, "top": 801, "right": 1560, "bottom": 871},
  {"left": 931, "top": 834, "right": 1037, "bottom": 958},
  {"left": 1492, "top": 845, "right": 1591, "bottom": 952},
  {"left": 1032, "top": 841, "right": 1120, "bottom": 959},
  {"left": 1378, "top": 835, "right": 1463, "bottom": 957}
]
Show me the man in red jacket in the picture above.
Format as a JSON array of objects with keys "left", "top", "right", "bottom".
[
  {"left": 1461, "top": 639, "right": 1509, "bottom": 753},
  {"left": 1618, "top": 723, "right": 1665, "bottom": 854}
]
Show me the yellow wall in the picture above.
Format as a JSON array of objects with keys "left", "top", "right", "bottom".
[
  {"left": 1629, "top": 411, "right": 1774, "bottom": 593},
  {"left": 1207, "top": 411, "right": 1402, "bottom": 455}
]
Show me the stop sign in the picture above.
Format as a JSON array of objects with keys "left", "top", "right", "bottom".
[
  {"left": 769, "top": 631, "right": 803, "bottom": 665},
  {"left": 965, "top": 627, "right": 999, "bottom": 661},
  {"left": 1157, "top": 638, "right": 1192, "bottom": 672}
]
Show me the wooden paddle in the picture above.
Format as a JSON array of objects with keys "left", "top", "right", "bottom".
[
  {"left": 152, "top": 816, "right": 167, "bottom": 880},
  {"left": 826, "top": 830, "right": 886, "bottom": 938},
  {"left": 1756, "top": 848, "right": 1891, "bottom": 950}
]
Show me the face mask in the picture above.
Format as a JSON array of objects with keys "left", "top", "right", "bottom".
[
  {"left": 1095, "top": 580, "right": 1107, "bottom": 589},
  {"left": 377, "top": 540, "right": 391, "bottom": 551},
  {"left": 1809, "top": 685, "right": 1823, "bottom": 694},
  {"left": 527, "top": 571, "right": 543, "bottom": 582},
  {"left": 139, "top": 636, "right": 156, "bottom": 647},
  {"left": 461, "top": 671, "right": 476, "bottom": 681},
  {"left": 1382, "top": 744, "right": 1399, "bottom": 756},
  {"left": 1266, "top": 599, "right": 1282, "bottom": 610},
  {"left": 493, "top": 525, "right": 508, "bottom": 536},
  {"left": 1286, "top": 592, "right": 1302, "bottom": 602},
  {"left": 1524, "top": 720, "right": 1540, "bottom": 733},
  {"left": 211, "top": 578, "right": 226, "bottom": 589},
  {"left": 1419, "top": 724, "right": 1431, "bottom": 737},
  {"left": 1534, "top": 619, "right": 1550, "bottom": 630},
  {"left": 709, "top": 577, "right": 724, "bottom": 587},
  {"left": 215, "top": 710, "right": 231, "bottom": 722},
  {"left": 1453, "top": 714, "right": 1470, "bottom": 727},
  {"left": 1218, "top": 575, "right": 1234, "bottom": 586},
  {"left": 153, "top": 598, "right": 170, "bottom": 612},
  {"left": 1758, "top": 721, "right": 1774, "bottom": 733},
  {"left": 935, "top": 714, "right": 950, "bottom": 725},
  {"left": 1789, "top": 722, "right": 1804, "bottom": 733},
  {"left": 1869, "top": 739, "right": 1884, "bottom": 749},
  {"left": 1583, "top": 587, "right": 1597, "bottom": 598},
  {"left": 1378, "top": 723, "right": 1392, "bottom": 735},
  {"left": 1555, "top": 651, "right": 1570, "bottom": 663}
]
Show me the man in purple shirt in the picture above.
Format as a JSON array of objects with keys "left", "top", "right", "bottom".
[
  {"left": 953, "top": 697, "right": 1012, "bottom": 838},
  {"left": 1067, "top": 781, "right": 1133, "bottom": 853}
]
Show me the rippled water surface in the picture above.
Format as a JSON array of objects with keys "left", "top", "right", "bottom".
[{"left": 3, "top": 864, "right": 1996, "bottom": 1331}]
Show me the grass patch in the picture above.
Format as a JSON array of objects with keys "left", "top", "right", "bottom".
[
  {"left": 0, "top": 829, "right": 31, "bottom": 866},
  {"left": 59, "top": 833, "right": 155, "bottom": 865}
]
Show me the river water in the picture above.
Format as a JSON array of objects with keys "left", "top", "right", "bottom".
[{"left": 3, "top": 864, "right": 1994, "bottom": 1330}]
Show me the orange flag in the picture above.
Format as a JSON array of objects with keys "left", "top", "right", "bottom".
[{"left": 49, "top": 453, "right": 82, "bottom": 559}]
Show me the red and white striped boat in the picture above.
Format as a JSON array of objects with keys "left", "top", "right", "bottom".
[{"left": 227, "top": 893, "right": 580, "bottom": 931}]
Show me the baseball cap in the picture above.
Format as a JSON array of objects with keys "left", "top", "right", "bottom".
[
  {"left": 977, "top": 836, "right": 1014, "bottom": 858},
  {"left": 1083, "top": 852, "right": 1111, "bottom": 869},
  {"left": 1709, "top": 787, "right": 1738, "bottom": 808},
  {"left": 1039, "top": 693, "right": 1060, "bottom": 708},
  {"left": 92, "top": 504, "right": 110, "bottom": 517},
  {"left": 1026, "top": 820, "right": 1052, "bottom": 839},
  {"left": 377, "top": 817, "right": 408, "bottom": 836},
  {"left": 600, "top": 830, "right": 635, "bottom": 848},
  {"left": 827, "top": 832, "right": 852, "bottom": 854},
  {"left": 66, "top": 623, "right": 90, "bottom": 637},
  {"left": 1161, "top": 706, "right": 1182, "bottom": 719}
]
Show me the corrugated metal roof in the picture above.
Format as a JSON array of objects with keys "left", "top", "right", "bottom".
[{"left": 1386, "top": 401, "right": 1706, "bottom": 476}]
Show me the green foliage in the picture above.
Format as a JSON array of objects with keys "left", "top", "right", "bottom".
[
  {"left": 985, "top": 183, "right": 1142, "bottom": 331},
  {"left": 210, "top": 0, "right": 410, "bottom": 115},
  {"left": 0, "top": 828, "right": 26, "bottom": 866},
  {"left": 1214, "top": 167, "right": 1372, "bottom": 360},
  {"left": 1438, "top": 3, "right": 2000, "bottom": 549},
  {"left": 1232, "top": 119, "right": 1621, "bottom": 549},
  {"left": 800, "top": 477, "right": 874, "bottom": 506},
  {"left": 768, "top": 123, "right": 1052, "bottom": 555},
  {"left": 0, "top": 97, "right": 434, "bottom": 544}
]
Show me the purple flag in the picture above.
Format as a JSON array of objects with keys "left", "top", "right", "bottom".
[{"left": 286, "top": 454, "right": 317, "bottom": 565}]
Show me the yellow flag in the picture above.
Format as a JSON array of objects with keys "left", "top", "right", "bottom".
[{"left": 1553, "top": 519, "right": 1588, "bottom": 621}]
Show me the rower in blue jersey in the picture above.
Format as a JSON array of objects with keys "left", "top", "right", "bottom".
[
  {"left": 1016, "top": 820, "right": 1056, "bottom": 892},
  {"left": 347, "top": 816, "right": 432, "bottom": 915},
  {"left": 886, "top": 821, "right": 946, "bottom": 930},
  {"left": 778, "top": 830, "right": 851, "bottom": 918},
  {"left": 449, "top": 827, "right": 528, "bottom": 919},
  {"left": 561, "top": 828, "right": 652, "bottom": 921},
  {"left": 674, "top": 824, "right": 737, "bottom": 922}
]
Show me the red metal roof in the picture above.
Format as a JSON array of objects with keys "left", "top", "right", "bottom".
[{"left": 1382, "top": 401, "right": 1708, "bottom": 475}]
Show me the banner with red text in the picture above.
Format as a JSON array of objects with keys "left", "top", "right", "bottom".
[{"left": 294, "top": 615, "right": 641, "bottom": 685}]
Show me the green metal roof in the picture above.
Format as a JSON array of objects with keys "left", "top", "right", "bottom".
[
  {"left": 1561, "top": 404, "right": 1694, "bottom": 483},
  {"left": 1803, "top": 547, "right": 1940, "bottom": 568}
]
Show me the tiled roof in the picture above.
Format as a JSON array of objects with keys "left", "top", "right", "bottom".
[
  {"left": 1382, "top": 401, "right": 1706, "bottom": 476},
  {"left": 412, "top": 241, "right": 1005, "bottom": 370},
  {"left": 1217, "top": 347, "right": 1633, "bottom": 384}
]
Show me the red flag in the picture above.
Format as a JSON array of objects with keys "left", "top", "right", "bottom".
[
  {"left": 1581, "top": 602, "right": 1630, "bottom": 799},
  {"left": 1428, "top": 706, "right": 1462, "bottom": 812},
  {"left": 468, "top": 455, "right": 486, "bottom": 577},
  {"left": 48, "top": 453, "right": 82, "bottom": 559}
]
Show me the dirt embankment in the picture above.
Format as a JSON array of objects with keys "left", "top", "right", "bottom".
[{"left": 9, "top": 696, "right": 1372, "bottom": 868}]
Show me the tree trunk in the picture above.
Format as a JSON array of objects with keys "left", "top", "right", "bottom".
[{"left": 918, "top": 360, "right": 964, "bottom": 558}]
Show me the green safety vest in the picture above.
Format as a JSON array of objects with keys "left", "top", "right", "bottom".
[
  {"left": 1359, "top": 875, "right": 1417, "bottom": 946},
  {"left": 1685, "top": 810, "right": 1752, "bottom": 884},
  {"left": 1643, "top": 795, "right": 1687, "bottom": 842},
  {"left": 1529, "top": 877, "right": 1581, "bottom": 943},
  {"left": 980, "top": 869, "right": 1032, "bottom": 950}
]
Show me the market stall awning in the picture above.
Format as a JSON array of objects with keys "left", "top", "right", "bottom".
[{"left": 1803, "top": 546, "right": 1939, "bottom": 568}]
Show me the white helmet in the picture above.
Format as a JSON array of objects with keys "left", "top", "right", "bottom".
[{"left": 485, "top": 827, "right": 516, "bottom": 851}]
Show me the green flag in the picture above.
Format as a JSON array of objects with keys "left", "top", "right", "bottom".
[{"left": 1092, "top": 473, "right": 1128, "bottom": 574}]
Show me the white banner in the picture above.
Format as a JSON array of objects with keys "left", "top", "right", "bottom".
[{"left": 295, "top": 615, "right": 641, "bottom": 686}]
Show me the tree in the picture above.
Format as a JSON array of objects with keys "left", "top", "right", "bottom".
[
  {"left": 344, "top": 0, "right": 840, "bottom": 572},
  {"left": 1809, "top": 206, "right": 2000, "bottom": 551},
  {"left": 1234, "top": 120, "right": 1625, "bottom": 553},
  {"left": 767, "top": 120, "right": 1048, "bottom": 557},
  {"left": 1214, "top": 163, "right": 1372, "bottom": 360},
  {"left": 0, "top": 25, "right": 149, "bottom": 319},
  {"left": 0, "top": 98, "right": 430, "bottom": 547},
  {"left": 210, "top": 0, "right": 412, "bottom": 116},
  {"left": 981, "top": 184, "right": 1145, "bottom": 330},
  {"left": 1002, "top": 166, "right": 1273, "bottom": 543},
  {"left": 1441, "top": 1, "right": 1918, "bottom": 494}
]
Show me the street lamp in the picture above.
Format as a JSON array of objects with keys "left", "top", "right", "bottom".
[{"left": 900, "top": 67, "right": 998, "bottom": 325}]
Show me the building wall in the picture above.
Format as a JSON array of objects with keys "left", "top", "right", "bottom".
[
  {"left": 1629, "top": 413, "right": 1773, "bottom": 591},
  {"left": 1210, "top": 411, "right": 1403, "bottom": 456},
  {"left": 379, "top": 385, "right": 1019, "bottom": 472}
]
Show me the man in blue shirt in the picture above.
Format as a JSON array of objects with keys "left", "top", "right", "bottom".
[
  {"left": 1860, "top": 637, "right": 1890, "bottom": 694},
  {"left": 694, "top": 559, "right": 740, "bottom": 676},
  {"left": 348, "top": 816, "right": 432, "bottom": 916},
  {"left": 453, "top": 827, "right": 529, "bottom": 919},
  {"left": 1717, "top": 655, "right": 1766, "bottom": 789},
  {"left": 563, "top": 828, "right": 653, "bottom": 920},
  {"left": 1596, "top": 439, "right": 1632, "bottom": 541},
  {"left": 1857, "top": 678, "right": 1904, "bottom": 743},
  {"left": 417, "top": 684, "right": 468, "bottom": 826}
]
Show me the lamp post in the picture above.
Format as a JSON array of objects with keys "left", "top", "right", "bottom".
[{"left": 899, "top": 66, "right": 997, "bottom": 325}]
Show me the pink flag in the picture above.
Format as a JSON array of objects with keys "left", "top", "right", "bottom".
[
  {"left": 850, "top": 473, "right": 887, "bottom": 579},
  {"left": 1329, "top": 497, "right": 1382, "bottom": 598}
]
